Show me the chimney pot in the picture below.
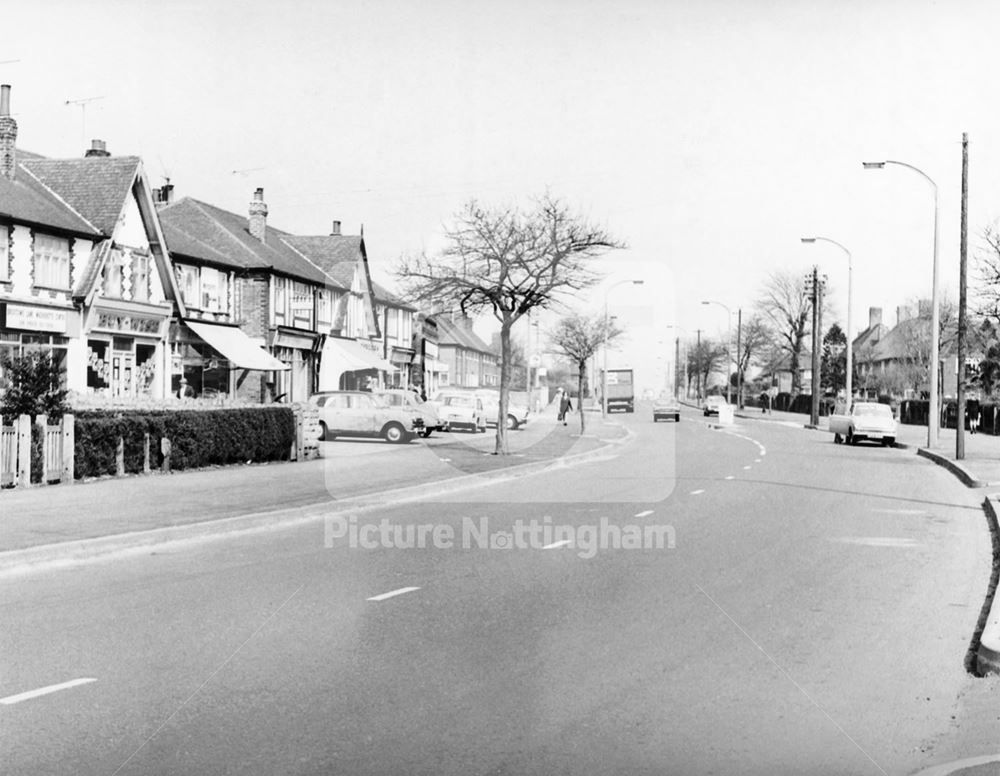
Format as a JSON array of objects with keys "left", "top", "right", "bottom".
[
  {"left": 85, "top": 139, "right": 110, "bottom": 157},
  {"left": 331, "top": 220, "right": 341, "bottom": 236}
]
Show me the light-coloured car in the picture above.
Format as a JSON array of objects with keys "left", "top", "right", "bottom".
[
  {"left": 432, "top": 391, "right": 488, "bottom": 433},
  {"left": 653, "top": 394, "right": 681, "bottom": 422},
  {"left": 829, "top": 401, "right": 897, "bottom": 446},
  {"left": 474, "top": 389, "right": 530, "bottom": 430},
  {"left": 703, "top": 395, "right": 728, "bottom": 417},
  {"left": 375, "top": 389, "right": 442, "bottom": 438},
  {"left": 309, "top": 390, "right": 424, "bottom": 443}
]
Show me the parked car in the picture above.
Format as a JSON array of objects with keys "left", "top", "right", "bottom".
[
  {"left": 474, "top": 389, "right": 530, "bottom": 430},
  {"left": 432, "top": 392, "right": 488, "bottom": 433},
  {"left": 829, "top": 401, "right": 897, "bottom": 446},
  {"left": 309, "top": 390, "right": 424, "bottom": 443},
  {"left": 653, "top": 394, "right": 681, "bottom": 422},
  {"left": 703, "top": 395, "right": 728, "bottom": 417},
  {"left": 375, "top": 388, "right": 442, "bottom": 438}
]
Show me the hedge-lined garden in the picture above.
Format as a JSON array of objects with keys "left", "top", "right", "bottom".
[{"left": 73, "top": 406, "right": 296, "bottom": 479}]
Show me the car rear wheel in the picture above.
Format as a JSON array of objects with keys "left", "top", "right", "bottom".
[
  {"left": 319, "top": 421, "right": 334, "bottom": 441},
  {"left": 506, "top": 414, "right": 519, "bottom": 430},
  {"left": 674, "top": 414, "right": 680, "bottom": 422},
  {"left": 383, "top": 422, "right": 409, "bottom": 444},
  {"left": 847, "top": 429, "right": 857, "bottom": 446},
  {"left": 882, "top": 437, "right": 895, "bottom": 447}
]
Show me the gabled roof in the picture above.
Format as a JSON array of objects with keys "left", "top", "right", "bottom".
[
  {"left": 19, "top": 155, "right": 141, "bottom": 236},
  {"left": 435, "top": 315, "right": 497, "bottom": 355},
  {"left": 0, "top": 172, "right": 99, "bottom": 235},
  {"left": 371, "top": 281, "right": 417, "bottom": 311},
  {"left": 853, "top": 322, "right": 888, "bottom": 353},
  {"left": 158, "top": 197, "right": 337, "bottom": 287},
  {"left": 280, "top": 235, "right": 361, "bottom": 289}
]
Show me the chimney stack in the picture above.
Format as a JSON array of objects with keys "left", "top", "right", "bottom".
[
  {"left": 896, "top": 305, "right": 912, "bottom": 326},
  {"left": 248, "top": 187, "right": 268, "bottom": 242},
  {"left": 0, "top": 84, "right": 18, "bottom": 181},
  {"left": 331, "top": 220, "right": 341, "bottom": 236},
  {"left": 85, "top": 139, "right": 110, "bottom": 157},
  {"left": 153, "top": 183, "right": 175, "bottom": 206},
  {"left": 868, "top": 307, "right": 882, "bottom": 330}
]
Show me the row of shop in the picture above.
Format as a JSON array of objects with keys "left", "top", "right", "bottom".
[{"left": 0, "top": 299, "right": 446, "bottom": 404}]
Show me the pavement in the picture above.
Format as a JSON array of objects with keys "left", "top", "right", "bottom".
[{"left": 0, "top": 400, "right": 626, "bottom": 572}]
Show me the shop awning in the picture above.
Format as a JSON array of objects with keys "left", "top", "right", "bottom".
[
  {"left": 317, "top": 337, "right": 394, "bottom": 390},
  {"left": 323, "top": 337, "right": 394, "bottom": 371},
  {"left": 185, "top": 320, "right": 290, "bottom": 371}
]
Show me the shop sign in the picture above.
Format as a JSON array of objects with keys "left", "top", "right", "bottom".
[
  {"left": 95, "top": 311, "right": 162, "bottom": 335},
  {"left": 4, "top": 304, "right": 68, "bottom": 333}
]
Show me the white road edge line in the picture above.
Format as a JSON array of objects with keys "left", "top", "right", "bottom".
[
  {"left": 0, "top": 677, "right": 97, "bottom": 705},
  {"left": 634, "top": 510, "right": 654, "bottom": 518},
  {"left": 367, "top": 586, "right": 421, "bottom": 602},
  {"left": 542, "top": 540, "right": 572, "bottom": 549}
]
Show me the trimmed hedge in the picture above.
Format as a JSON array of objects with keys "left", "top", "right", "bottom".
[{"left": 73, "top": 407, "right": 296, "bottom": 480}]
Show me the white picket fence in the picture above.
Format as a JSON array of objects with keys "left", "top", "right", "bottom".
[{"left": 0, "top": 414, "right": 74, "bottom": 488}]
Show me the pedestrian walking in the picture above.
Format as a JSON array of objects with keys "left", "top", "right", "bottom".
[{"left": 558, "top": 390, "right": 573, "bottom": 425}]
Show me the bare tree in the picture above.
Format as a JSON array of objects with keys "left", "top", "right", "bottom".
[
  {"left": 755, "top": 270, "right": 829, "bottom": 395},
  {"left": 735, "top": 314, "right": 771, "bottom": 398},
  {"left": 974, "top": 223, "right": 1000, "bottom": 330},
  {"left": 687, "top": 338, "right": 727, "bottom": 398},
  {"left": 548, "top": 313, "right": 622, "bottom": 433},
  {"left": 396, "top": 195, "right": 623, "bottom": 454}
]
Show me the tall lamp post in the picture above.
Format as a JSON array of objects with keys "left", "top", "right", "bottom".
[
  {"left": 603, "top": 279, "right": 644, "bottom": 416},
  {"left": 864, "top": 159, "right": 940, "bottom": 447},
  {"left": 701, "top": 300, "right": 733, "bottom": 404},
  {"left": 801, "top": 237, "right": 853, "bottom": 412}
]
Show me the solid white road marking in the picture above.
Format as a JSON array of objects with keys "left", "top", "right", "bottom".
[
  {"left": 634, "top": 510, "right": 654, "bottom": 518},
  {"left": 0, "top": 677, "right": 97, "bottom": 705},
  {"left": 367, "top": 586, "right": 421, "bottom": 602},
  {"left": 542, "top": 540, "right": 572, "bottom": 549},
  {"left": 691, "top": 489, "right": 705, "bottom": 495}
]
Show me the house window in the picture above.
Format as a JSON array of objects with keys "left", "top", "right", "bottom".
[
  {"left": 317, "top": 290, "right": 331, "bottom": 326},
  {"left": 34, "top": 234, "right": 71, "bottom": 290},
  {"left": 386, "top": 308, "right": 399, "bottom": 341},
  {"left": 291, "top": 282, "right": 312, "bottom": 329},
  {"left": 201, "top": 267, "right": 224, "bottom": 312},
  {"left": 0, "top": 225, "right": 8, "bottom": 282},
  {"left": 131, "top": 251, "right": 150, "bottom": 302},
  {"left": 274, "top": 277, "right": 288, "bottom": 321},
  {"left": 103, "top": 249, "right": 126, "bottom": 298},
  {"left": 176, "top": 264, "right": 199, "bottom": 307}
]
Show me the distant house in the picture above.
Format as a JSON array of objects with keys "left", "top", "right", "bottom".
[
  {"left": 435, "top": 314, "right": 499, "bottom": 388},
  {"left": 370, "top": 281, "right": 417, "bottom": 389}
]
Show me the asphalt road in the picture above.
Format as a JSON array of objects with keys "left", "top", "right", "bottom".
[{"left": 1, "top": 406, "right": 995, "bottom": 775}]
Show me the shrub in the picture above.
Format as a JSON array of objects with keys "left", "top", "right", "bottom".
[
  {"left": 73, "top": 406, "right": 296, "bottom": 480},
  {"left": 0, "top": 352, "right": 70, "bottom": 422}
]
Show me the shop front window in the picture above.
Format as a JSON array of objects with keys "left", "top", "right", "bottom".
[{"left": 87, "top": 340, "right": 111, "bottom": 393}]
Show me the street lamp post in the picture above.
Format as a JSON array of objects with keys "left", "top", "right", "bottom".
[
  {"left": 701, "top": 300, "right": 733, "bottom": 404},
  {"left": 603, "top": 279, "right": 644, "bottom": 416},
  {"left": 864, "top": 159, "right": 940, "bottom": 447},
  {"left": 801, "top": 237, "right": 852, "bottom": 412}
]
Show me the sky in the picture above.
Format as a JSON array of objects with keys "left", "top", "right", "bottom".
[{"left": 5, "top": 0, "right": 1000, "bottom": 393}]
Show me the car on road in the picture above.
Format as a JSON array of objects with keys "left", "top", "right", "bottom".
[
  {"left": 432, "top": 392, "right": 488, "bottom": 433},
  {"left": 829, "top": 400, "right": 897, "bottom": 446},
  {"left": 474, "top": 389, "right": 530, "bottom": 430},
  {"left": 703, "top": 395, "right": 728, "bottom": 417},
  {"left": 652, "top": 394, "right": 681, "bottom": 422},
  {"left": 375, "top": 388, "right": 443, "bottom": 438},
  {"left": 309, "top": 391, "right": 424, "bottom": 443}
]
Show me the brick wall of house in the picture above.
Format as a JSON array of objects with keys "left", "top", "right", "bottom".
[{"left": 235, "top": 274, "right": 271, "bottom": 403}]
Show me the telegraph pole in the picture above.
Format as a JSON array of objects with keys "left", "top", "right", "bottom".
[
  {"left": 695, "top": 329, "right": 702, "bottom": 401},
  {"left": 735, "top": 308, "right": 743, "bottom": 409},
  {"left": 807, "top": 266, "right": 824, "bottom": 427},
  {"left": 957, "top": 132, "right": 969, "bottom": 460}
]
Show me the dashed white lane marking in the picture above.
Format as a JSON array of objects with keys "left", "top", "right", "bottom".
[
  {"left": 725, "top": 475, "right": 734, "bottom": 480},
  {"left": 743, "top": 465, "right": 751, "bottom": 470},
  {"left": 634, "top": 510, "right": 654, "bottom": 518},
  {"left": 0, "top": 678, "right": 97, "bottom": 705},
  {"left": 755, "top": 459, "right": 762, "bottom": 463},
  {"left": 691, "top": 489, "right": 705, "bottom": 495},
  {"left": 830, "top": 537, "right": 922, "bottom": 548},
  {"left": 542, "top": 540, "right": 572, "bottom": 549},
  {"left": 367, "top": 586, "right": 421, "bottom": 602}
]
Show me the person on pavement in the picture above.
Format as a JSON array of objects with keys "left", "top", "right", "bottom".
[{"left": 558, "top": 391, "right": 573, "bottom": 425}]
